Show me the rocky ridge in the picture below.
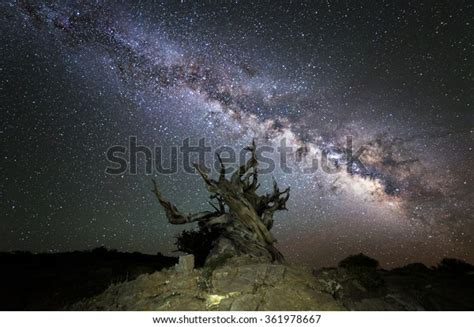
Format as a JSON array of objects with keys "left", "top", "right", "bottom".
[
  {"left": 71, "top": 255, "right": 343, "bottom": 310},
  {"left": 71, "top": 255, "right": 474, "bottom": 311}
]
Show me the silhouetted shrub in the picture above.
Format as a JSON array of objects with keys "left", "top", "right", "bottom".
[
  {"left": 91, "top": 246, "right": 109, "bottom": 255},
  {"left": 436, "top": 258, "right": 474, "bottom": 273},
  {"left": 338, "top": 253, "right": 379, "bottom": 270},
  {"left": 175, "top": 228, "right": 220, "bottom": 267},
  {"left": 394, "top": 262, "right": 431, "bottom": 275},
  {"left": 337, "top": 254, "right": 384, "bottom": 293}
]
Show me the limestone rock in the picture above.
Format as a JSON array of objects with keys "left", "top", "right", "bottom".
[
  {"left": 230, "top": 294, "right": 261, "bottom": 310},
  {"left": 175, "top": 255, "right": 195, "bottom": 273}
]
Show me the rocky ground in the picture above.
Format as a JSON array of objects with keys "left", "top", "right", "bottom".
[
  {"left": 70, "top": 255, "right": 474, "bottom": 311},
  {"left": 3, "top": 250, "right": 472, "bottom": 310},
  {"left": 316, "top": 259, "right": 474, "bottom": 310},
  {"left": 71, "top": 255, "right": 343, "bottom": 310}
]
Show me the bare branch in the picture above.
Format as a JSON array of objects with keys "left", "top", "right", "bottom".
[
  {"left": 216, "top": 152, "right": 227, "bottom": 181},
  {"left": 193, "top": 163, "right": 215, "bottom": 187},
  {"left": 152, "top": 179, "right": 219, "bottom": 224},
  {"left": 231, "top": 139, "right": 258, "bottom": 185}
]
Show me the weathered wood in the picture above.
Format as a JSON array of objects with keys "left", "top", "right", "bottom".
[{"left": 152, "top": 141, "right": 290, "bottom": 263}]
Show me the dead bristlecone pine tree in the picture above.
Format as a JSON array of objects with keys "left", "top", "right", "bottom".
[{"left": 152, "top": 140, "right": 290, "bottom": 264}]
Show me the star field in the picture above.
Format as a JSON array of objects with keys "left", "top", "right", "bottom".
[{"left": 1, "top": 0, "right": 472, "bottom": 268}]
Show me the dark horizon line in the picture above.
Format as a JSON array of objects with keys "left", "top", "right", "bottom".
[{"left": 2, "top": 247, "right": 473, "bottom": 270}]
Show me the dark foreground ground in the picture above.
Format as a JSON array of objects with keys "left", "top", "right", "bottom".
[
  {"left": 0, "top": 248, "right": 177, "bottom": 310},
  {"left": 0, "top": 250, "right": 473, "bottom": 310},
  {"left": 312, "top": 260, "right": 474, "bottom": 310}
]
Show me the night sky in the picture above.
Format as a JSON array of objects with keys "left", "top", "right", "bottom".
[{"left": 1, "top": 1, "right": 472, "bottom": 268}]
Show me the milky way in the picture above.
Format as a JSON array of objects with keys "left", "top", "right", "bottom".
[{"left": 1, "top": 1, "right": 472, "bottom": 267}]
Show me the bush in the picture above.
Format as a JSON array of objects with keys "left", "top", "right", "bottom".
[
  {"left": 338, "top": 253, "right": 379, "bottom": 270},
  {"left": 337, "top": 254, "right": 384, "bottom": 293},
  {"left": 395, "top": 262, "right": 431, "bottom": 274},
  {"left": 436, "top": 258, "right": 474, "bottom": 273},
  {"left": 175, "top": 227, "right": 220, "bottom": 267}
]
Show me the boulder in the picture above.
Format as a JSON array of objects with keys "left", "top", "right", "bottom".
[{"left": 175, "top": 255, "right": 194, "bottom": 273}]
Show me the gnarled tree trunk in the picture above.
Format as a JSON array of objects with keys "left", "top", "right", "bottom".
[{"left": 152, "top": 141, "right": 290, "bottom": 264}]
